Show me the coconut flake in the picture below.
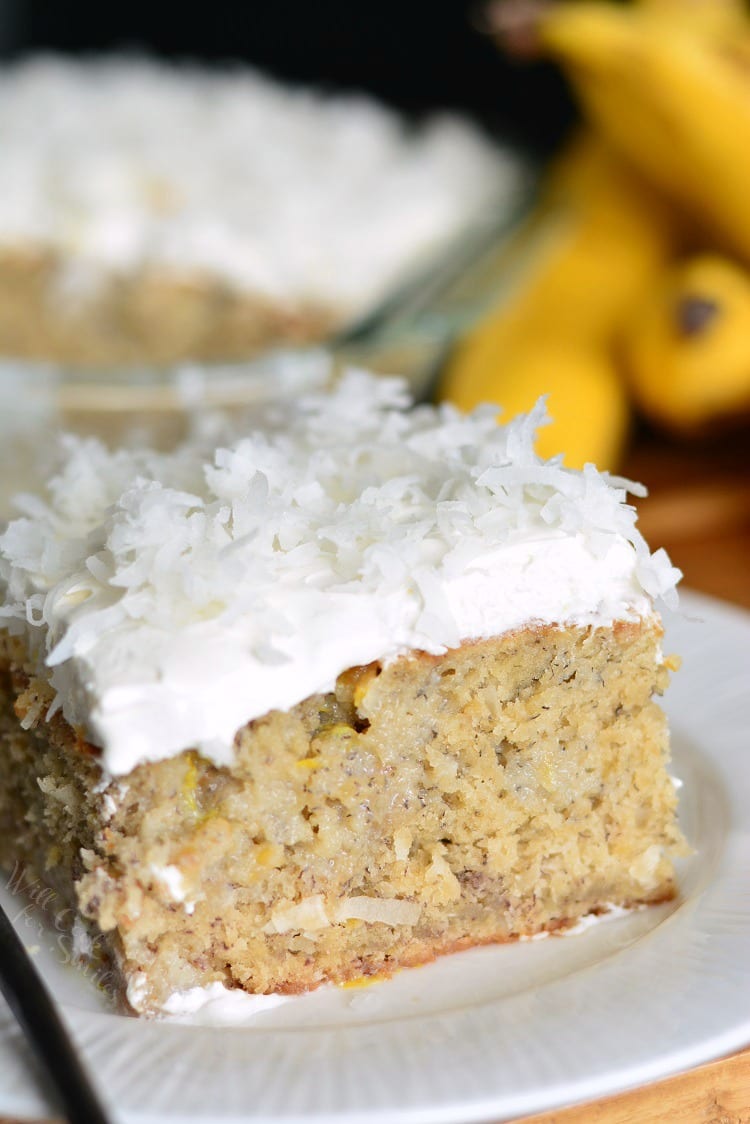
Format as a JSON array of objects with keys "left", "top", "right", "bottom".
[
  {"left": 0, "top": 368, "right": 680, "bottom": 774},
  {"left": 265, "top": 895, "right": 330, "bottom": 934},
  {"left": 334, "top": 896, "right": 421, "bottom": 927}
]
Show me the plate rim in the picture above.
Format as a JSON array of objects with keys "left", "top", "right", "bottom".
[{"left": 0, "top": 587, "right": 749, "bottom": 1123}]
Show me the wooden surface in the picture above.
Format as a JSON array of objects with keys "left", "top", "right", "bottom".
[
  {"left": 516, "top": 1048, "right": 750, "bottom": 1123},
  {"left": 624, "top": 428, "right": 750, "bottom": 610},
  {"left": 3, "top": 430, "right": 749, "bottom": 1124}
]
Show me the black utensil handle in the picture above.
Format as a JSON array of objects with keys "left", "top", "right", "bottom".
[{"left": 0, "top": 902, "right": 111, "bottom": 1124}]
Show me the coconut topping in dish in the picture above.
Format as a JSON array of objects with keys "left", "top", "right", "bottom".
[
  {"left": 0, "top": 55, "right": 516, "bottom": 321},
  {"left": 0, "top": 371, "right": 680, "bottom": 775}
]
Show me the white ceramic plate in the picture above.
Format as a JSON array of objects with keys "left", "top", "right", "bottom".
[{"left": 1, "top": 589, "right": 749, "bottom": 1124}]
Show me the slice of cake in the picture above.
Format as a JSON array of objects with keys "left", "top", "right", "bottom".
[
  {"left": 0, "top": 56, "right": 515, "bottom": 366},
  {"left": 0, "top": 371, "right": 686, "bottom": 1015}
]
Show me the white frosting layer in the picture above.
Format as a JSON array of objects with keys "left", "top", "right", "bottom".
[
  {"left": 159, "top": 982, "right": 294, "bottom": 1023},
  {"left": 0, "top": 371, "right": 681, "bottom": 776},
  {"left": 0, "top": 55, "right": 516, "bottom": 320}
]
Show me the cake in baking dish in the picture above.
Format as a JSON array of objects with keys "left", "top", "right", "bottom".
[
  {"left": 0, "top": 56, "right": 514, "bottom": 365},
  {"left": 0, "top": 372, "right": 687, "bottom": 1015}
]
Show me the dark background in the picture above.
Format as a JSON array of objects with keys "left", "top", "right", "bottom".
[{"left": 1, "top": 0, "right": 576, "bottom": 155}]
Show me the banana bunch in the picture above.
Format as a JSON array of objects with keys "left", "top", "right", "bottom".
[{"left": 438, "top": 0, "right": 750, "bottom": 467}]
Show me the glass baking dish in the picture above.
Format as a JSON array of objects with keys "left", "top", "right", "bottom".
[{"left": 0, "top": 171, "right": 533, "bottom": 519}]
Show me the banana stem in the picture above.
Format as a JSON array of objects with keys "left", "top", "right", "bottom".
[{"left": 485, "top": 0, "right": 552, "bottom": 59}]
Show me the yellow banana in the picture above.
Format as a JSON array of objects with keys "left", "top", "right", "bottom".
[
  {"left": 637, "top": 0, "right": 747, "bottom": 39},
  {"left": 473, "top": 343, "right": 630, "bottom": 470},
  {"left": 438, "top": 143, "right": 673, "bottom": 469},
  {"left": 624, "top": 254, "right": 750, "bottom": 433},
  {"left": 536, "top": 2, "right": 750, "bottom": 264}
]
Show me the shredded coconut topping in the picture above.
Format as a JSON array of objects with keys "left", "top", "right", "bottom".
[
  {"left": 0, "top": 370, "right": 680, "bottom": 774},
  {"left": 0, "top": 55, "right": 517, "bottom": 319}
]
